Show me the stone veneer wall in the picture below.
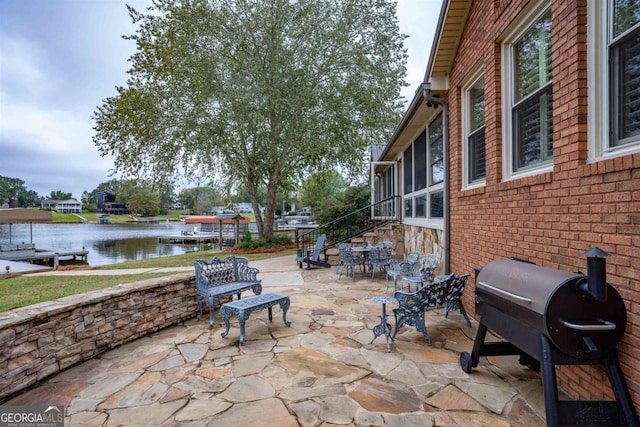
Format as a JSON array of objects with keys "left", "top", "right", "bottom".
[
  {"left": 362, "top": 224, "right": 406, "bottom": 259},
  {"left": 404, "top": 225, "right": 445, "bottom": 274},
  {"left": 0, "top": 273, "right": 198, "bottom": 402}
]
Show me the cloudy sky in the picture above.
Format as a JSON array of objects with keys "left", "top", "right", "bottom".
[{"left": 0, "top": 0, "right": 441, "bottom": 200}]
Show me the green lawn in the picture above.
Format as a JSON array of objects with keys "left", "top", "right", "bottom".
[
  {"left": 0, "top": 248, "right": 297, "bottom": 312},
  {"left": 44, "top": 210, "right": 254, "bottom": 223},
  {"left": 0, "top": 273, "right": 172, "bottom": 313},
  {"left": 99, "top": 248, "right": 297, "bottom": 269},
  {"left": 50, "top": 211, "right": 171, "bottom": 223}
]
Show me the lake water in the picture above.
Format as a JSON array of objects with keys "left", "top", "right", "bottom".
[{"left": 0, "top": 222, "right": 209, "bottom": 266}]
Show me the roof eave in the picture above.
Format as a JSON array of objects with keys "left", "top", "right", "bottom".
[
  {"left": 378, "top": 82, "right": 428, "bottom": 161},
  {"left": 425, "top": 0, "right": 473, "bottom": 84}
]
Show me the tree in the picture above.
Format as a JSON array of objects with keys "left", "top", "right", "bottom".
[
  {"left": 315, "top": 184, "right": 371, "bottom": 225},
  {"left": 81, "top": 191, "right": 98, "bottom": 212},
  {"left": 93, "top": 0, "right": 407, "bottom": 237},
  {"left": 315, "top": 183, "right": 371, "bottom": 243},
  {"left": 178, "top": 186, "right": 222, "bottom": 214},
  {"left": 49, "top": 190, "right": 73, "bottom": 200},
  {"left": 0, "top": 176, "right": 41, "bottom": 207},
  {"left": 299, "top": 170, "right": 349, "bottom": 213},
  {"left": 126, "top": 188, "right": 161, "bottom": 215},
  {"left": 113, "top": 179, "right": 162, "bottom": 215},
  {"left": 93, "top": 179, "right": 125, "bottom": 195},
  {"left": 156, "top": 183, "right": 177, "bottom": 213}
]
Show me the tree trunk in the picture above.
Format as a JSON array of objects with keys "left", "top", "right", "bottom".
[
  {"left": 244, "top": 170, "right": 264, "bottom": 238},
  {"left": 262, "top": 180, "right": 278, "bottom": 238}
]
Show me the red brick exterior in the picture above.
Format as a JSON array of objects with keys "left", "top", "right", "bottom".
[{"left": 445, "top": 0, "right": 639, "bottom": 412}]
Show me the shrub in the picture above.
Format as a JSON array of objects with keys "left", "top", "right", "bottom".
[{"left": 238, "top": 233, "right": 291, "bottom": 250}]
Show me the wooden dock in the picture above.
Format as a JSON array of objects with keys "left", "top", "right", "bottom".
[
  {"left": 158, "top": 234, "right": 219, "bottom": 245},
  {"left": 158, "top": 234, "right": 236, "bottom": 246},
  {"left": 0, "top": 248, "right": 89, "bottom": 269},
  {"left": 1, "top": 260, "right": 52, "bottom": 275}
]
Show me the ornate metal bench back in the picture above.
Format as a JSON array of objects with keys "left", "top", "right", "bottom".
[
  {"left": 446, "top": 274, "right": 469, "bottom": 302},
  {"left": 444, "top": 273, "right": 471, "bottom": 326},
  {"left": 235, "top": 257, "right": 259, "bottom": 281},
  {"left": 194, "top": 255, "right": 254, "bottom": 290},
  {"left": 393, "top": 275, "right": 453, "bottom": 343},
  {"left": 395, "top": 275, "right": 451, "bottom": 310},
  {"left": 421, "top": 276, "right": 450, "bottom": 308}
]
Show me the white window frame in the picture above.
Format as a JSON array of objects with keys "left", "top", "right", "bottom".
[
  {"left": 462, "top": 66, "right": 486, "bottom": 189},
  {"left": 370, "top": 161, "right": 397, "bottom": 220},
  {"left": 588, "top": 2, "right": 640, "bottom": 161},
  {"left": 501, "top": 2, "right": 553, "bottom": 181},
  {"left": 402, "top": 114, "right": 444, "bottom": 230}
]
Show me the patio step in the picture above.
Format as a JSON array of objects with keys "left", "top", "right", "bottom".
[{"left": 326, "top": 247, "right": 339, "bottom": 265}]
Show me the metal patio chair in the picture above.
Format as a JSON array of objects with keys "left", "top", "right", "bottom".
[
  {"left": 368, "top": 246, "right": 393, "bottom": 279},
  {"left": 338, "top": 247, "right": 365, "bottom": 281}
]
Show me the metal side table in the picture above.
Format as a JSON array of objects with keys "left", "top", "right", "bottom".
[{"left": 369, "top": 296, "right": 397, "bottom": 352}]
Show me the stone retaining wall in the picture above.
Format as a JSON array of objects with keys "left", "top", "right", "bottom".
[{"left": 0, "top": 273, "right": 198, "bottom": 402}]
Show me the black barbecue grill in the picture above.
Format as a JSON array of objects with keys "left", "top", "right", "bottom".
[{"left": 460, "top": 248, "right": 638, "bottom": 427}]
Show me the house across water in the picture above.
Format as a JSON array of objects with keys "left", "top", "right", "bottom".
[{"left": 40, "top": 198, "right": 82, "bottom": 214}]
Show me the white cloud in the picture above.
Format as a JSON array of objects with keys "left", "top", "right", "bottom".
[
  {"left": 0, "top": 35, "right": 46, "bottom": 101},
  {"left": 0, "top": 100, "right": 88, "bottom": 153},
  {"left": 0, "top": 0, "right": 442, "bottom": 198}
]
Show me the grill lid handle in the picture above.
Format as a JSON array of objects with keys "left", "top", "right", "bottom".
[
  {"left": 561, "top": 320, "right": 616, "bottom": 331},
  {"left": 477, "top": 281, "right": 532, "bottom": 304}
]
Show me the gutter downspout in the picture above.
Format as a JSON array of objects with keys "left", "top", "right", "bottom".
[{"left": 422, "top": 84, "right": 450, "bottom": 275}]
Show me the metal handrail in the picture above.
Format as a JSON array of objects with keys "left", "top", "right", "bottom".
[{"left": 295, "top": 196, "right": 401, "bottom": 262}]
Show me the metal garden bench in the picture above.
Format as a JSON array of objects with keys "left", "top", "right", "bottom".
[
  {"left": 194, "top": 255, "right": 262, "bottom": 326},
  {"left": 392, "top": 273, "right": 470, "bottom": 344}
]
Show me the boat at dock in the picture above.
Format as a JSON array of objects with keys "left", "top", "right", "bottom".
[{"left": 159, "top": 214, "right": 256, "bottom": 247}]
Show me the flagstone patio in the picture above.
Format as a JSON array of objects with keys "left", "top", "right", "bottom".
[{"left": 4, "top": 255, "right": 546, "bottom": 426}]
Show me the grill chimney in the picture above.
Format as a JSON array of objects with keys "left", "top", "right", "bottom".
[{"left": 580, "top": 247, "right": 610, "bottom": 302}]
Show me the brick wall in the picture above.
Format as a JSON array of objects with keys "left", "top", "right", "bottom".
[
  {"left": 445, "top": 0, "right": 639, "bottom": 413},
  {"left": 0, "top": 273, "right": 199, "bottom": 402}
]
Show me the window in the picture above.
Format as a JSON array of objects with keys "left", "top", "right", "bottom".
[
  {"left": 430, "top": 191, "right": 444, "bottom": 218},
  {"left": 429, "top": 115, "right": 444, "bottom": 186},
  {"left": 404, "top": 198, "right": 412, "bottom": 217},
  {"left": 462, "top": 70, "right": 486, "bottom": 187},
  {"left": 402, "top": 113, "right": 445, "bottom": 225},
  {"left": 403, "top": 146, "right": 412, "bottom": 194},
  {"left": 414, "top": 131, "right": 427, "bottom": 191},
  {"left": 611, "top": 2, "right": 640, "bottom": 146},
  {"left": 587, "top": 0, "right": 640, "bottom": 161},
  {"left": 589, "top": 1, "right": 640, "bottom": 157},
  {"left": 415, "top": 194, "right": 426, "bottom": 218},
  {"left": 502, "top": 5, "right": 553, "bottom": 179}
]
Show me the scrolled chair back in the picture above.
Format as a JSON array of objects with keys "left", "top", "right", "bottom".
[
  {"left": 406, "top": 251, "right": 420, "bottom": 264},
  {"left": 419, "top": 254, "right": 440, "bottom": 281},
  {"left": 399, "top": 260, "right": 418, "bottom": 276},
  {"left": 339, "top": 246, "right": 364, "bottom": 265},
  {"left": 370, "top": 246, "right": 392, "bottom": 262},
  {"left": 336, "top": 242, "right": 351, "bottom": 255},
  {"left": 379, "top": 240, "right": 394, "bottom": 249}
]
